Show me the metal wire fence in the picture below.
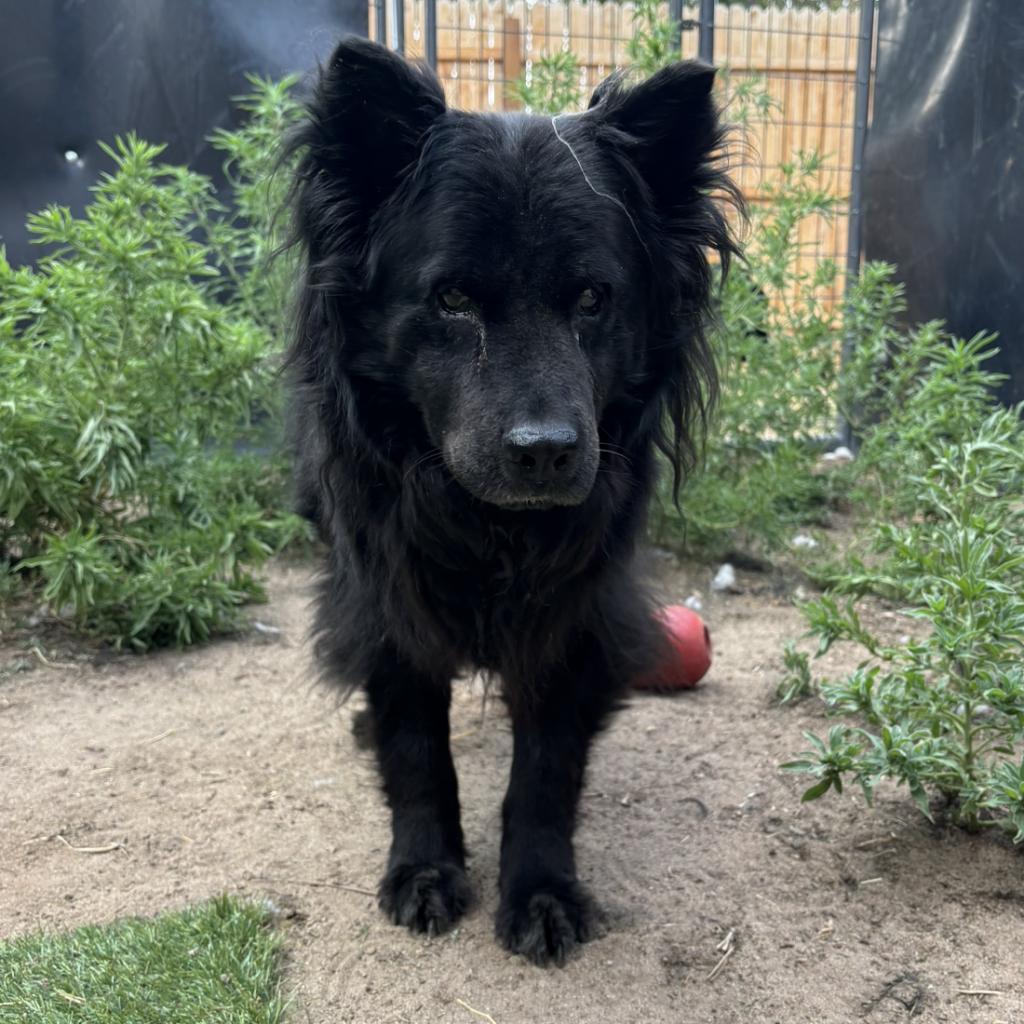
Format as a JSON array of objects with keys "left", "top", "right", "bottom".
[{"left": 370, "top": 0, "right": 875, "bottom": 306}]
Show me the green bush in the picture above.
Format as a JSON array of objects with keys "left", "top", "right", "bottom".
[
  {"left": 783, "top": 332, "right": 1024, "bottom": 841},
  {"left": 652, "top": 152, "right": 845, "bottom": 558},
  {"left": 0, "top": 79, "right": 309, "bottom": 649},
  {"left": 513, "top": 52, "right": 583, "bottom": 114},
  {"left": 511, "top": 0, "right": 678, "bottom": 114},
  {"left": 838, "top": 266, "right": 1007, "bottom": 516}
]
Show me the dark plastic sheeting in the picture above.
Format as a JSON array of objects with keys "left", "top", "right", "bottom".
[
  {"left": 863, "top": 0, "right": 1024, "bottom": 405},
  {"left": 0, "top": 0, "right": 367, "bottom": 268}
]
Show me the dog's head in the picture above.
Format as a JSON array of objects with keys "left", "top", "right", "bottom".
[{"left": 289, "top": 39, "right": 736, "bottom": 510}]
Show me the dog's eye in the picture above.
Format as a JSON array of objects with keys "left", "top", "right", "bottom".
[
  {"left": 438, "top": 288, "right": 472, "bottom": 314},
  {"left": 576, "top": 288, "right": 602, "bottom": 316}
]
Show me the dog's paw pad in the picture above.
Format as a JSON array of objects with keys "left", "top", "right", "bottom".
[
  {"left": 378, "top": 862, "right": 472, "bottom": 935},
  {"left": 496, "top": 881, "right": 598, "bottom": 966}
]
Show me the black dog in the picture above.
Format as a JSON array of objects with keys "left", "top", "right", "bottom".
[{"left": 286, "top": 37, "right": 736, "bottom": 965}]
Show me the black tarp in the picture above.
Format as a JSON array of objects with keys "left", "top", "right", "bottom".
[
  {"left": 0, "top": 0, "right": 367, "bottom": 268},
  {"left": 863, "top": 0, "right": 1024, "bottom": 405}
]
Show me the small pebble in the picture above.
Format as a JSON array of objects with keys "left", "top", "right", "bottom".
[
  {"left": 684, "top": 593, "right": 704, "bottom": 612},
  {"left": 821, "top": 445, "right": 854, "bottom": 463},
  {"left": 711, "top": 563, "right": 740, "bottom": 593},
  {"left": 791, "top": 533, "right": 819, "bottom": 550}
]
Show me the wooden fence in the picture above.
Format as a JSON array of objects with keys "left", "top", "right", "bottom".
[{"left": 370, "top": 1, "right": 862, "bottom": 299}]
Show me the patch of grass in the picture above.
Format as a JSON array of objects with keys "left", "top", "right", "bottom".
[{"left": 0, "top": 896, "right": 286, "bottom": 1024}]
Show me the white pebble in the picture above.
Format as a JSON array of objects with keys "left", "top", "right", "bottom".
[
  {"left": 821, "top": 445, "right": 855, "bottom": 464},
  {"left": 711, "top": 563, "right": 739, "bottom": 592},
  {"left": 684, "top": 594, "right": 704, "bottom": 612},
  {"left": 791, "top": 533, "right": 819, "bottom": 550}
]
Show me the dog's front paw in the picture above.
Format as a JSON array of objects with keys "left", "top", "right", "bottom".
[
  {"left": 496, "top": 879, "right": 599, "bottom": 966},
  {"left": 378, "top": 862, "right": 472, "bottom": 936}
]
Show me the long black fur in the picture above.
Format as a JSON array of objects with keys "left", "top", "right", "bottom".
[{"left": 285, "top": 38, "right": 738, "bottom": 965}]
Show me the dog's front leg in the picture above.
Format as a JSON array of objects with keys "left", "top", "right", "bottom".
[
  {"left": 366, "top": 650, "right": 471, "bottom": 935},
  {"left": 496, "top": 641, "right": 618, "bottom": 965}
]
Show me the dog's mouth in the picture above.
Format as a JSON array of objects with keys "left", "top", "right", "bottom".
[
  {"left": 466, "top": 479, "right": 596, "bottom": 512},
  {"left": 447, "top": 471, "right": 595, "bottom": 512},
  {"left": 491, "top": 494, "right": 580, "bottom": 512}
]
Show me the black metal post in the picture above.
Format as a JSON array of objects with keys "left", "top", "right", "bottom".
[
  {"left": 393, "top": 0, "right": 405, "bottom": 54},
  {"left": 425, "top": 0, "right": 437, "bottom": 68},
  {"left": 840, "top": 0, "right": 879, "bottom": 446},
  {"left": 669, "top": 0, "right": 684, "bottom": 55},
  {"left": 844, "top": 0, "right": 877, "bottom": 292},
  {"left": 374, "top": 0, "right": 386, "bottom": 45},
  {"left": 698, "top": 0, "right": 715, "bottom": 65}
]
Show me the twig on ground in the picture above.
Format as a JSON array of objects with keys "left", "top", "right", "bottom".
[
  {"left": 139, "top": 727, "right": 178, "bottom": 745},
  {"left": 456, "top": 999, "right": 498, "bottom": 1024},
  {"left": 708, "top": 928, "right": 736, "bottom": 980},
  {"left": 854, "top": 834, "right": 898, "bottom": 849},
  {"left": 254, "top": 875, "right": 376, "bottom": 897},
  {"left": 22, "top": 833, "right": 55, "bottom": 845},
  {"left": 31, "top": 646, "right": 78, "bottom": 670},
  {"left": 956, "top": 989, "right": 1003, "bottom": 997},
  {"left": 57, "top": 834, "right": 127, "bottom": 855}
]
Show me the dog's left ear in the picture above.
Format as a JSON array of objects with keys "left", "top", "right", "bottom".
[{"left": 587, "top": 61, "right": 721, "bottom": 203}]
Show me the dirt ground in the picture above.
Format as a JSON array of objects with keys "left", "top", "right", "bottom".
[{"left": 1, "top": 554, "right": 1022, "bottom": 1024}]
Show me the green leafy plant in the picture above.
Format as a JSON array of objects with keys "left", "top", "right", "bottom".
[
  {"left": 777, "top": 641, "right": 815, "bottom": 704},
  {"left": 652, "top": 152, "right": 844, "bottom": 557},
  {"left": 511, "top": 0, "right": 678, "bottom": 110},
  {"left": 512, "top": 52, "right": 583, "bottom": 114},
  {"left": 839, "top": 270, "right": 1008, "bottom": 517},
  {"left": 626, "top": 0, "right": 680, "bottom": 76},
  {"left": 783, "top": 334, "right": 1024, "bottom": 840},
  {"left": 203, "top": 74, "right": 302, "bottom": 338},
  {"left": 0, "top": 79, "right": 309, "bottom": 649}
]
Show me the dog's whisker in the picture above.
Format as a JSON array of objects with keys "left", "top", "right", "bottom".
[
  {"left": 598, "top": 445, "right": 633, "bottom": 467},
  {"left": 403, "top": 448, "right": 445, "bottom": 483}
]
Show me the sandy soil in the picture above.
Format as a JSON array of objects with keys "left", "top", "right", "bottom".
[{"left": 1, "top": 555, "right": 1022, "bottom": 1024}]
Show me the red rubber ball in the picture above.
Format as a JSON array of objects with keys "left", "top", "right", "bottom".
[{"left": 633, "top": 604, "right": 712, "bottom": 691}]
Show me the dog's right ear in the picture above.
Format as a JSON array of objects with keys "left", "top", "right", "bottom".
[{"left": 296, "top": 38, "right": 446, "bottom": 237}]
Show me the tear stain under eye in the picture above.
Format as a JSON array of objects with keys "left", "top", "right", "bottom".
[
  {"left": 475, "top": 323, "right": 488, "bottom": 372},
  {"left": 550, "top": 113, "right": 652, "bottom": 263}
]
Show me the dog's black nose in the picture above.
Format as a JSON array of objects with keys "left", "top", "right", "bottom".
[{"left": 503, "top": 422, "right": 579, "bottom": 484}]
